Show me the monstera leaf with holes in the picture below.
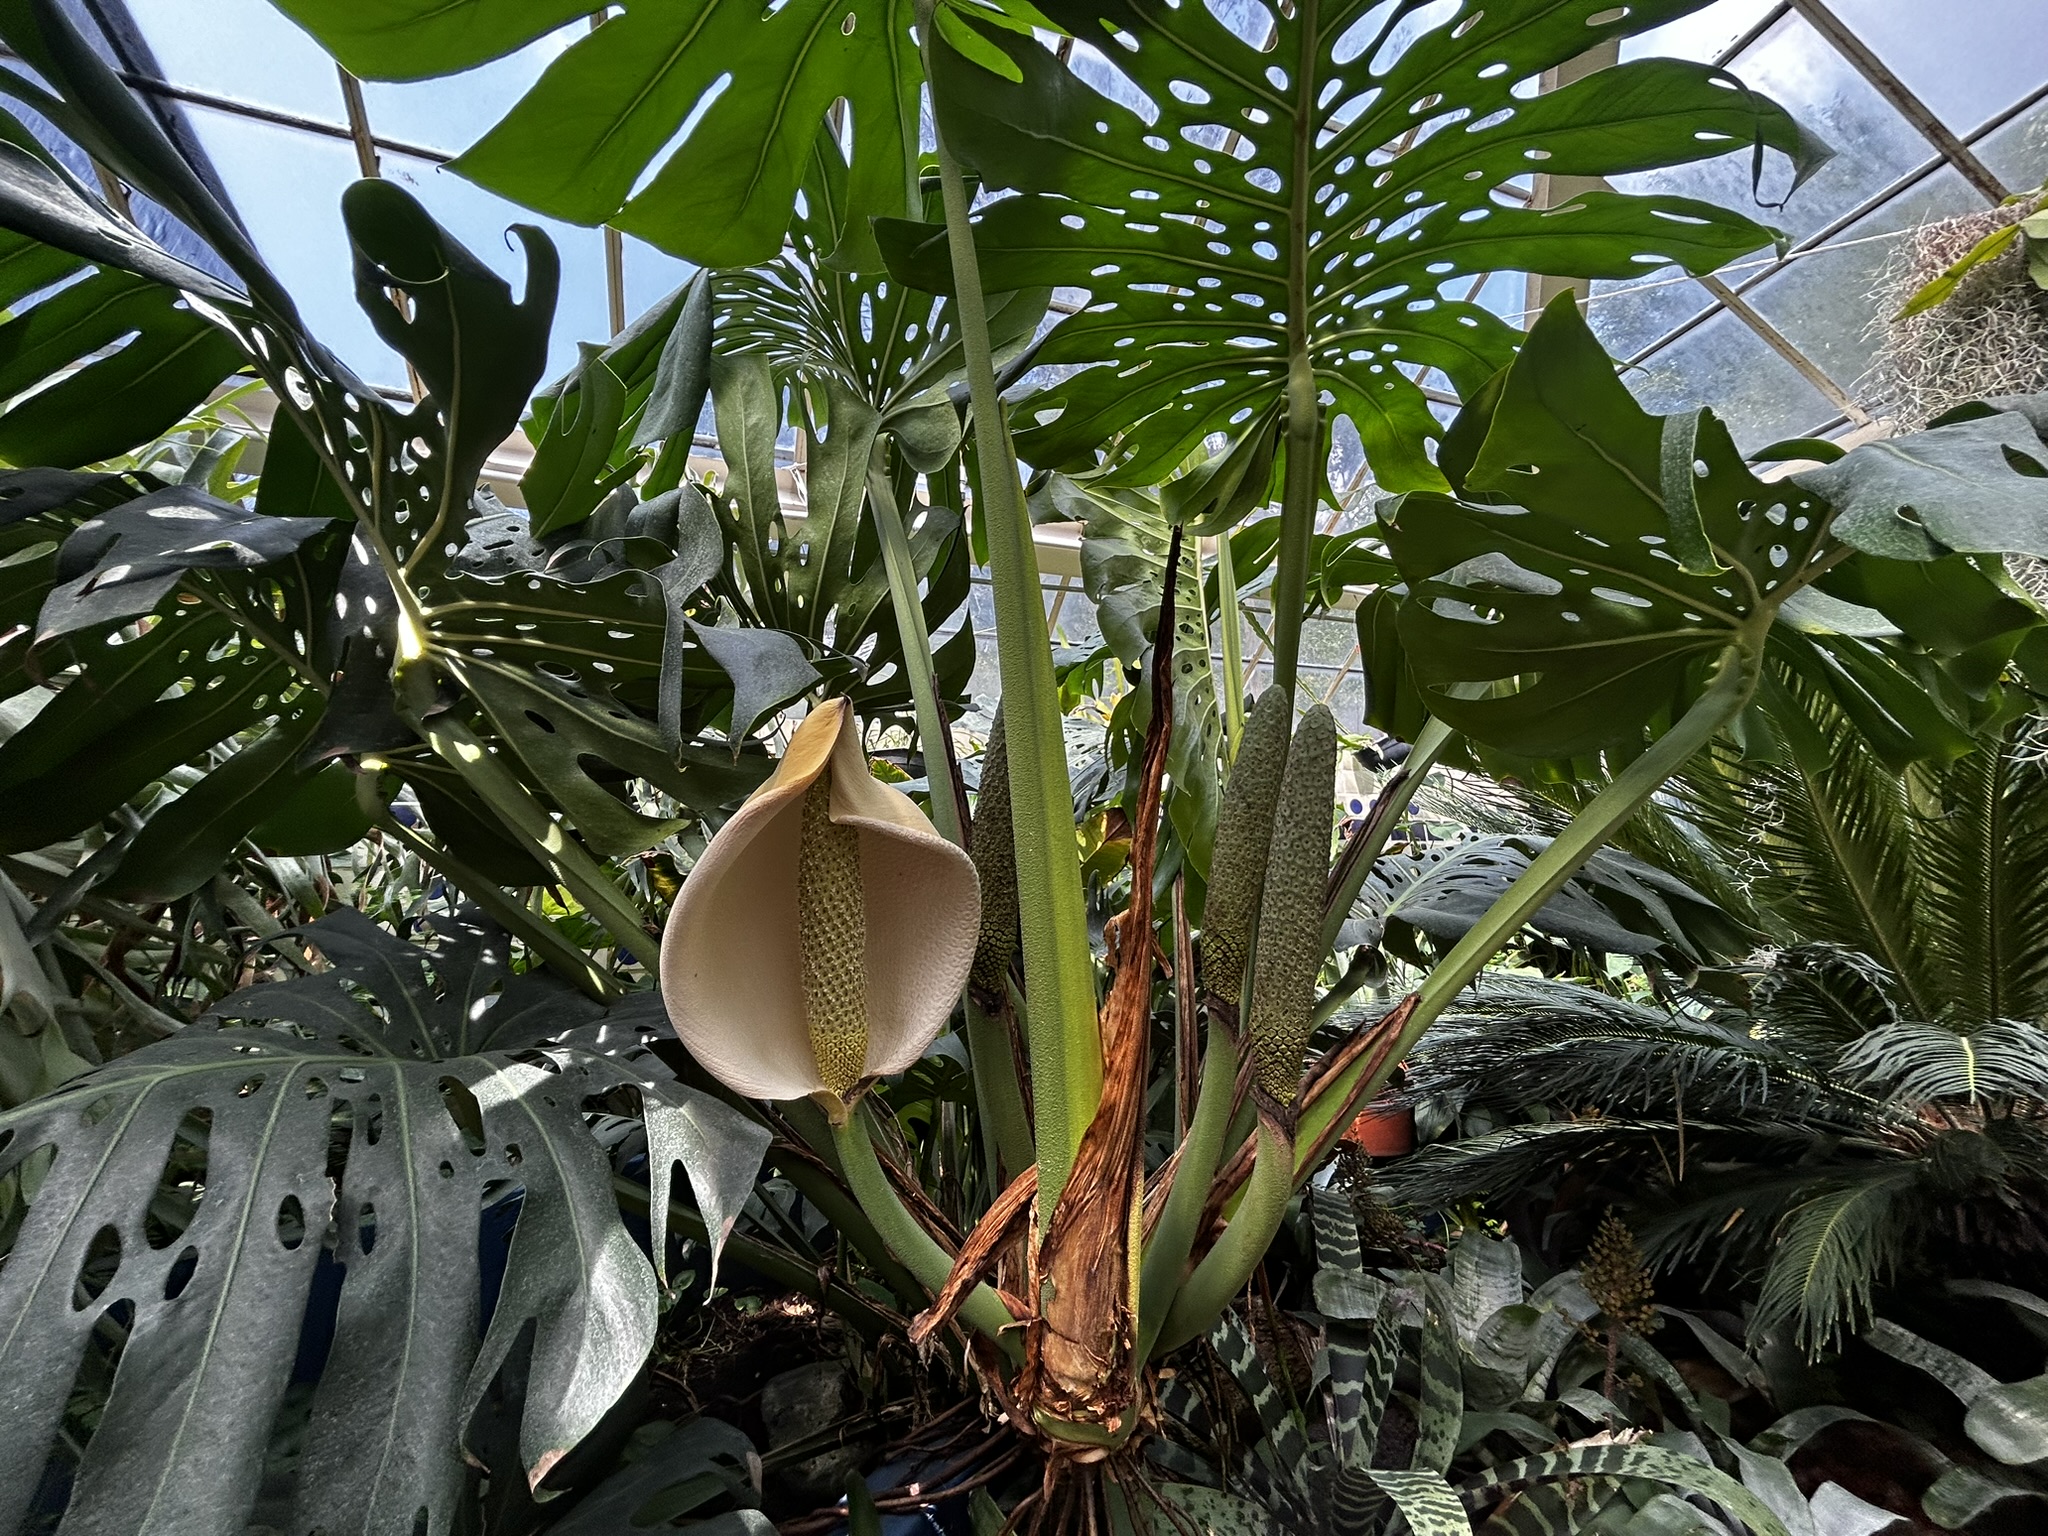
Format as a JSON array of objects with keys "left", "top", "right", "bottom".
[
  {"left": 268, "top": 0, "right": 1043, "bottom": 271},
  {"left": 1374, "top": 296, "right": 2048, "bottom": 766},
  {"left": 900, "top": 0, "right": 1822, "bottom": 495},
  {"left": 0, "top": 3, "right": 813, "bottom": 966},
  {"left": 0, "top": 907, "right": 770, "bottom": 1535}
]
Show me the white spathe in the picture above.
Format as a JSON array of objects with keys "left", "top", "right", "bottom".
[{"left": 659, "top": 698, "right": 980, "bottom": 1104}]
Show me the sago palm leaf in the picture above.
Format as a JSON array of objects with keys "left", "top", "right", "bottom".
[
  {"left": 1906, "top": 722, "right": 2048, "bottom": 1026},
  {"left": 1840, "top": 1020, "right": 2048, "bottom": 1106},
  {"left": 1746, "top": 1163, "right": 1924, "bottom": 1352}
]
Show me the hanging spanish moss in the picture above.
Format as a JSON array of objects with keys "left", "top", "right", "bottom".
[{"left": 1860, "top": 196, "right": 2048, "bottom": 431}]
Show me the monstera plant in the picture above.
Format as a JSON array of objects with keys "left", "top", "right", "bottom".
[
  {"left": 3, "top": 0, "right": 2048, "bottom": 1527},
  {"left": 233, "top": 0, "right": 2048, "bottom": 1519},
  {"left": 0, "top": 908, "right": 770, "bottom": 1533}
]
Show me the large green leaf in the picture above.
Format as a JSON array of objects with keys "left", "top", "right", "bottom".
[
  {"left": 0, "top": 910, "right": 770, "bottom": 1533},
  {"left": 914, "top": 0, "right": 1813, "bottom": 492},
  {"left": 269, "top": 0, "right": 924, "bottom": 270},
  {"left": 1029, "top": 471, "right": 1222, "bottom": 872},
  {"left": 1379, "top": 298, "right": 2042, "bottom": 762},
  {"left": 1792, "top": 405, "right": 2048, "bottom": 563},
  {"left": 0, "top": 0, "right": 780, "bottom": 886},
  {"left": 0, "top": 265, "right": 244, "bottom": 469}
]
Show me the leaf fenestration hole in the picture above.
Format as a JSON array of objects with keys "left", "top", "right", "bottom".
[
  {"left": 145, "top": 1106, "right": 211, "bottom": 1249},
  {"left": 73, "top": 1225, "right": 122, "bottom": 1310},
  {"left": 163, "top": 1246, "right": 199, "bottom": 1301}
]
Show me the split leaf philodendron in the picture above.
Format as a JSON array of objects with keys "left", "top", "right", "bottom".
[
  {"left": 11, "top": 0, "right": 2048, "bottom": 1524},
  {"left": 660, "top": 697, "right": 979, "bottom": 1122}
]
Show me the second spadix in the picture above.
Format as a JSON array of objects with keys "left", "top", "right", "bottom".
[{"left": 660, "top": 699, "right": 980, "bottom": 1121}]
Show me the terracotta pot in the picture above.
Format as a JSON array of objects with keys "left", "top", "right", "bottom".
[{"left": 1345, "top": 1096, "right": 1415, "bottom": 1158}]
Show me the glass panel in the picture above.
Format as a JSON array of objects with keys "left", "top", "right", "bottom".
[
  {"left": 381, "top": 154, "right": 611, "bottom": 388},
  {"left": 1978, "top": 93, "right": 2048, "bottom": 193},
  {"left": 1621, "top": 0, "right": 1783, "bottom": 65},
  {"left": 1628, "top": 307, "right": 1833, "bottom": 448},
  {"left": 1743, "top": 166, "right": 1979, "bottom": 420},
  {"left": 128, "top": 0, "right": 345, "bottom": 124},
  {"left": 180, "top": 105, "right": 402, "bottom": 388},
  {"left": 1823, "top": 0, "right": 2048, "bottom": 138},
  {"left": 357, "top": 34, "right": 577, "bottom": 159},
  {"left": 1588, "top": 270, "right": 1717, "bottom": 362},
  {"left": 625, "top": 238, "right": 697, "bottom": 327},
  {"left": 1610, "top": 12, "right": 1937, "bottom": 246}
]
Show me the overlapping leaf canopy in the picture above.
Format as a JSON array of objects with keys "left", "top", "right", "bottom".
[
  {"left": 271, "top": 0, "right": 924, "bottom": 270},
  {"left": 1376, "top": 298, "right": 2048, "bottom": 763},
  {"left": 912, "top": 0, "right": 1818, "bottom": 492}
]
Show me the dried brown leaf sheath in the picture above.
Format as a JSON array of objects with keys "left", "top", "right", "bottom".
[
  {"left": 659, "top": 698, "right": 980, "bottom": 1107},
  {"left": 1021, "top": 532, "right": 1184, "bottom": 1442}
]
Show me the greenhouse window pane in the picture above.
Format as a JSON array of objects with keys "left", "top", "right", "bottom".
[
  {"left": 1979, "top": 92, "right": 2048, "bottom": 192},
  {"left": 1628, "top": 307, "right": 1833, "bottom": 448},
  {"left": 129, "top": 0, "right": 345, "bottom": 125},
  {"left": 1743, "top": 166, "right": 1980, "bottom": 410},
  {"left": 1620, "top": 0, "right": 1783, "bottom": 65},
  {"left": 357, "top": 34, "right": 577, "bottom": 160},
  {"left": 625, "top": 238, "right": 697, "bottom": 328},
  {"left": 1611, "top": 11, "right": 1936, "bottom": 246},
  {"left": 1588, "top": 270, "right": 1717, "bottom": 363},
  {"left": 1822, "top": 0, "right": 2048, "bottom": 137},
  {"left": 179, "top": 104, "right": 402, "bottom": 389}
]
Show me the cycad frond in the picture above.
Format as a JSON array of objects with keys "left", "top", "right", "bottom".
[
  {"left": 1407, "top": 978, "right": 1859, "bottom": 1124},
  {"left": 1382, "top": 1120, "right": 1690, "bottom": 1210},
  {"left": 1751, "top": 945, "right": 1900, "bottom": 1056},
  {"left": 1840, "top": 1021, "right": 2048, "bottom": 1106},
  {"left": 1750, "top": 1165, "right": 1925, "bottom": 1352},
  {"left": 1908, "top": 728, "right": 2048, "bottom": 1024},
  {"left": 1723, "top": 672, "right": 1934, "bottom": 1015}
]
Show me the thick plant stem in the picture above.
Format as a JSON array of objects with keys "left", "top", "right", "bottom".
[
  {"left": 1137, "top": 1030, "right": 1239, "bottom": 1362},
  {"left": 832, "top": 1107, "right": 1021, "bottom": 1356},
  {"left": 1267, "top": 350, "right": 1323, "bottom": 699},
  {"left": 1292, "top": 648, "right": 1762, "bottom": 1178},
  {"left": 871, "top": 450, "right": 1033, "bottom": 1182},
  {"left": 1154, "top": 1115, "right": 1293, "bottom": 1355},
  {"left": 1267, "top": 0, "right": 1325, "bottom": 700},
  {"left": 1319, "top": 715, "right": 1458, "bottom": 955},
  {"left": 772, "top": 1152, "right": 930, "bottom": 1313},
  {"left": 967, "top": 996, "right": 1036, "bottom": 1182},
  {"left": 866, "top": 442, "right": 961, "bottom": 848},
  {"left": 1215, "top": 536, "right": 1247, "bottom": 759},
  {"left": 921, "top": 7, "right": 1100, "bottom": 1209},
  {"left": 354, "top": 770, "right": 619, "bottom": 1001}
]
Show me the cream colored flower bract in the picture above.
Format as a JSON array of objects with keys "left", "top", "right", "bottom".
[{"left": 659, "top": 698, "right": 980, "bottom": 1116}]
